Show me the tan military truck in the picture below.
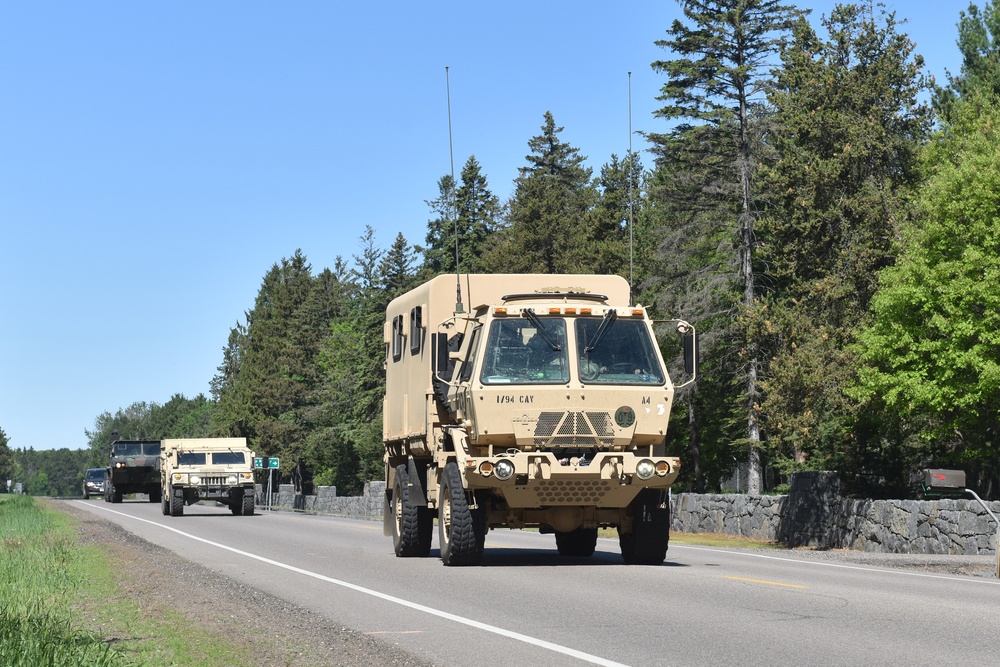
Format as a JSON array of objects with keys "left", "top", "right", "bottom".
[
  {"left": 159, "top": 438, "right": 256, "bottom": 516},
  {"left": 383, "top": 274, "right": 695, "bottom": 565}
]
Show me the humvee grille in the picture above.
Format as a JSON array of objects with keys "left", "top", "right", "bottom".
[
  {"left": 532, "top": 411, "right": 615, "bottom": 447},
  {"left": 200, "top": 476, "right": 227, "bottom": 486},
  {"left": 533, "top": 479, "right": 610, "bottom": 504}
]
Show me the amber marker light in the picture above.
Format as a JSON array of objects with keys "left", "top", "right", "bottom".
[
  {"left": 631, "top": 309, "right": 645, "bottom": 317},
  {"left": 494, "top": 307, "right": 508, "bottom": 315},
  {"left": 549, "top": 307, "right": 561, "bottom": 314},
  {"left": 564, "top": 307, "right": 576, "bottom": 314},
  {"left": 581, "top": 307, "right": 592, "bottom": 315},
  {"left": 655, "top": 461, "right": 671, "bottom": 476}
]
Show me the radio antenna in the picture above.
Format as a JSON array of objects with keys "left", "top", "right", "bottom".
[
  {"left": 628, "top": 71, "right": 635, "bottom": 307},
  {"left": 446, "top": 66, "right": 464, "bottom": 314}
]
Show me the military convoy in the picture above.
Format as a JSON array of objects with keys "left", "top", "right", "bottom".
[
  {"left": 159, "top": 437, "right": 256, "bottom": 516},
  {"left": 102, "top": 435, "right": 256, "bottom": 516},
  {"left": 382, "top": 274, "right": 695, "bottom": 565}
]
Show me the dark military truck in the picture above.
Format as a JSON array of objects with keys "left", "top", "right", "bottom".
[{"left": 105, "top": 439, "right": 161, "bottom": 503}]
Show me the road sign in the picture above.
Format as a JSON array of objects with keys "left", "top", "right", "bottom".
[{"left": 254, "top": 457, "right": 281, "bottom": 469}]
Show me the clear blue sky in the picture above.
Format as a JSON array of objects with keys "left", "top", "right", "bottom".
[{"left": 0, "top": 1, "right": 967, "bottom": 452}]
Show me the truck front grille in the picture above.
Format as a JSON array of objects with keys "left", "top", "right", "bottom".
[
  {"left": 199, "top": 476, "right": 227, "bottom": 486},
  {"left": 532, "top": 411, "right": 615, "bottom": 447},
  {"left": 533, "top": 479, "right": 610, "bottom": 504}
]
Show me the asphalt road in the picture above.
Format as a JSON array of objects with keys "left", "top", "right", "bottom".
[{"left": 70, "top": 498, "right": 1000, "bottom": 667}]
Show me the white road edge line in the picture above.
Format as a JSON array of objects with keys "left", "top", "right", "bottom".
[
  {"left": 79, "top": 502, "right": 629, "bottom": 667},
  {"left": 671, "top": 544, "right": 1000, "bottom": 585}
]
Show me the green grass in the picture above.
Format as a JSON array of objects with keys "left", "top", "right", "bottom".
[
  {"left": 669, "top": 531, "right": 783, "bottom": 549},
  {"left": 0, "top": 494, "right": 133, "bottom": 667},
  {"left": 0, "top": 495, "right": 264, "bottom": 667}
]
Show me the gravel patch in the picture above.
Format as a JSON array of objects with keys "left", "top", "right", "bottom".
[{"left": 51, "top": 499, "right": 433, "bottom": 667}]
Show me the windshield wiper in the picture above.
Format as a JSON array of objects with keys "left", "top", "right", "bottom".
[
  {"left": 522, "top": 309, "right": 561, "bottom": 351},
  {"left": 585, "top": 309, "right": 617, "bottom": 354}
]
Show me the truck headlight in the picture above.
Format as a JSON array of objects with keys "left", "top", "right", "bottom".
[
  {"left": 190, "top": 475, "right": 201, "bottom": 485},
  {"left": 636, "top": 460, "right": 655, "bottom": 480},
  {"left": 494, "top": 459, "right": 515, "bottom": 481},
  {"left": 226, "top": 475, "right": 238, "bottom": 485},
  {"left": 172, "top": 473, "right": 188, "bottom": 484},
  {"left": 655, "top": 461, "right": 671, "bottom": 477}
]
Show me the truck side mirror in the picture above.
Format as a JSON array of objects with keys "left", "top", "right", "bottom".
[
  {"left": 435, "top": 333, "right": 450, "bottom": 374},
  {"left": 683, "top": 331, "right": 698, "bottom": 377}
]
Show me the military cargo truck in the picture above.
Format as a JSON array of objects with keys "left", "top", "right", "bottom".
[
  {"left": 159, "top": 438, "right": 256, "bottom": 516},
  {"left": 105, "top": 439, "right": 161, "bottom": 503},
  {"left": 382, "top": 274, "right": 695, "bottom": 565}
]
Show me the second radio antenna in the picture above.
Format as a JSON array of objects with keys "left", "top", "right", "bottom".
[{"left": 446, "top": 66, "right": 464, "bottom": 314}]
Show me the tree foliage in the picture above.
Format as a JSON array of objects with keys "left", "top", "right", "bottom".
[
  {"left": 853, "top": 93, "right": 1000, "bottom": 493},
  {"left": 758, "top": 3, "right": 931, "bottom": 489}
]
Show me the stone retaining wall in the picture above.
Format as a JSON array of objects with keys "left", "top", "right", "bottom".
[
  {"left": 257, "top": 482, "right": 385, "bottom": 518},
  {"left": 671, "top": 471, "right": 1000, "bottom": 555}
]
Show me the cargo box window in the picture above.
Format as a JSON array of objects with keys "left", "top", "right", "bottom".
[
  {"left": 409, "top": 306, "right": 423, "bottom": 354},
  {"left": 391, "top": 314, "right": 404, "bottom": 362},
  {"left": 480, "top": 318, "right": 568, "bottom": 384},
  {"left": 211, "top": 452, "right": 246, "bottom": 465}
]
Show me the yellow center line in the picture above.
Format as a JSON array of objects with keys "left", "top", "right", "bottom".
[{"left": 723, "top": 576, "right": 808, "bottom": 589}]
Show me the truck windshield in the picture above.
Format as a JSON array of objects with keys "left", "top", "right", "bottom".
[
  {"left": 480, "top": 318, "right": 569, "bottom": 384},
  {"left": 113, "top": 443, "right": 142, "bottom": 456},
  {"left": 576, "top": 317, "right": 665, "bottom": 385},
  {"left": 212, "top": 452, "right": 245, "bottom": 465}
]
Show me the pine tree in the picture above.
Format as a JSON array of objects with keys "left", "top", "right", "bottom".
[
  {"left": 649, "top": 0, "right": 803, "bottom": 493},
  {"left": 480, "top": 112, "right": 596, "bottom": 274},
  {"left": 933, "top": 1, "right": 1000, "bottom": 122}
]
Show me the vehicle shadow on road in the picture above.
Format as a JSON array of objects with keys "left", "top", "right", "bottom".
[{"left": 448, "top": 548, "right": 690, "bottom": 568}]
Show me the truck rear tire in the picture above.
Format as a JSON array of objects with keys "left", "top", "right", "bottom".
[
  {"left": 111, "top": 484, "right": 122, "bottom": 504},
  {"left": 161, "top": 494, "right": 170, "bottom": 515},
  {"left": 555, "top": 527, "right": 598, "bottom": 557},
  {"left": 438, "top": 461, "right": 485, "bottom": 566},
  {"left": 619, "top": 489, "right": 670, "bottom": 565},
  {"left": 392, "top": 464, "right": 432, "bottom": 557}
]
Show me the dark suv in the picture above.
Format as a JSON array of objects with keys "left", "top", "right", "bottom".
[{"left": 83, "top": 468, "right": 106, "bottom": 499}]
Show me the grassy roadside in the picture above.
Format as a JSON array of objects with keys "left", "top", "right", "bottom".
[{"left": 0, "top": 495, "right": 259, "bottom": 667}]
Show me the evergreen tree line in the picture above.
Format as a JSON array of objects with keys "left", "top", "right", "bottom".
[{"left": 6, "top": 1, "right": 998, "bottom": 500}]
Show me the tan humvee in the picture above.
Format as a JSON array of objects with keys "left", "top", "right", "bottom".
[
  {"left": 160, "top": 438, "right": 256, "bottom": 517},
  {"left": 383, "top": 274, "right": 695, "bottom": 565}
]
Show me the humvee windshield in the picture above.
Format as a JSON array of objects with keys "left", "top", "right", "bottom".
[
  {"left": 178, "top": 452, "right": 208, "bottom": 466},
  {"left": 576, "top": 317, "right": 665, "bottom": 385},
  {"left": 212, "top": 452, "right": 246, "bottom": 465},
  {"left": 177, "top": 451, "right": 246, "bottom": 466}
]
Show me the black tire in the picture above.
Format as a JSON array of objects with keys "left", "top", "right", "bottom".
[
  {"left": 392, "top": 464, "right": 432, "bottom": 557},
  {"left": 241, "top": 490, "right": 255, "bottom": 516},
  {"left": 231, "top": 489, "right": 244, "bottom": 515},
  {"left": 619, "top": 489, "right": 670, "bottom": 565},
  {"left": 111, "top": 484, "right": 123, "bottom": 504},
  {"left": 169, "top": 487, "right": 184, "bottom": 517},
  {"left": 83, "top": 491, "right": 89, "bottom": 500},
  {"left": 555, "top": 527, "right": 598, "bottom": 557},
  {"left": 161, "top": 494, "right": 170, "bottom": 515},
  {"left": 438, "top": 461, "right": 485, "bottom": 566}
]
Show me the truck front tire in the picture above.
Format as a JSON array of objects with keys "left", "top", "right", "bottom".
[
  {"left": 619, "top": 489, "right": 670, "bottom": 565},
  {"left": 438, "top": 461, "right": 485, "bottom": 566}
]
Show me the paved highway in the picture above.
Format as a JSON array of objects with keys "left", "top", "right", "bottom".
[{"left": 71, "top": 499, "right": 1000, "bottom": 667}]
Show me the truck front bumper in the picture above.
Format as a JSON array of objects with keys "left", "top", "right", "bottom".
[{"left": 460, "top": 451, "right": 680, "bottom": 509}]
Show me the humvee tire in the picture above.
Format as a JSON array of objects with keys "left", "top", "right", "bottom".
[
  {"left": 169, "top": 488, "right": 184, "bottom": 517},
  {"left": 241, "top": 490, "right": 255, "bottom": 516},
  {"left": 161, "top": 495, "right": 170, "bottom": 515}
]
